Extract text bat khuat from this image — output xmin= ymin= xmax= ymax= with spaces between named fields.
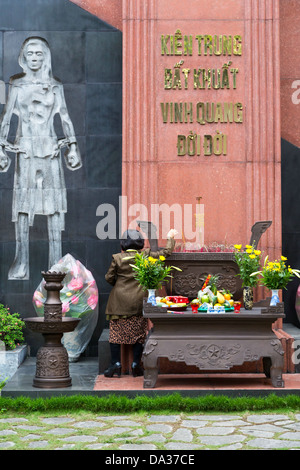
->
xmin=164 ymin=65 xmax=239 ymax=90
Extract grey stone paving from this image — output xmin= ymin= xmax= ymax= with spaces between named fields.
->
xmin=2 ymin=413 xmax=300 ymax=449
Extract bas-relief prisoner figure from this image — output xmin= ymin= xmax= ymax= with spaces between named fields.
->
xmin=0 ymin=37 xmax=82 ymax=280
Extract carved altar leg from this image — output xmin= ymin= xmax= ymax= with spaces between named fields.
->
xmin=263 ymin=340 xmax=285 ymax=388
xmin=270 ymin=365 xmax=285 ymax=388
xmin=269 ymin=354 xmax=285 ymax=388
xmin=142 ymin=339 xmax=159 ymax=388
xmin=143 ymin=364 xmax=159 ymax=388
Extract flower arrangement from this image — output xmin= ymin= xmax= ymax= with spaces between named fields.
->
xmin=0 ymin=304 xmax=25 ymax=350
xmin=234 ymin=244 xmax=262 ymax=287
xmin=33 ymin=255 xmax=98 ymax=318
xmin=128 ymin=251 xmax=181 ymax=290
xmin=251 ymin=256 xmax=300 ymax=290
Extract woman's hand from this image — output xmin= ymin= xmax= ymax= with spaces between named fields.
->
xmin=167 ymin=229 xmax=178 ymax=239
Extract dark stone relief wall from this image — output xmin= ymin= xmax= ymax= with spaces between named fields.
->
xmin=281 ymin=138 xmax=300 ymax=327
xmin=0 ymin=0 xmax=122 ymax=355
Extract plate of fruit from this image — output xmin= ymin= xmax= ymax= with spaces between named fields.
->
xmin=156 ymin=296 xmax=189 ymax=311
xmin=197 ymin=274 xmax=234 ymax=312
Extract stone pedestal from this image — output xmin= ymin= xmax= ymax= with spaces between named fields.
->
xmin=24 ymin=318 xmax=80 ymax=388
xmin=25 ymin=272 xmax=80 ymax=388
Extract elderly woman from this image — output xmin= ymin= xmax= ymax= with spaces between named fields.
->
xmin=104 ymin=228 xmax=176 ymax=378
xmin=0 ymin=36 xmax=81 ymax=279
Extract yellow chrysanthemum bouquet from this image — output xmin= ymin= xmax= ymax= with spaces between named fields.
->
xmin=233 ymin=244 xmax=262 ymax=309
xmin=251 ymin=256 xmax=300 ymax=291
xmin=234 ymin=244 xmax=262 ymax=287
xmin=129 ymin=251 xmax=179 ymax=290
xmin=234 ymin=244 xmax=300 ymax=307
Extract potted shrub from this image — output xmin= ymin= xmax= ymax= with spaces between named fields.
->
xmin=0 ymin=304 xmax=25 ymax=350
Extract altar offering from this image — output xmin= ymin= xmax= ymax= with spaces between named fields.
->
xmin=157 ymin=296 xmax=188 ymax=311
xmin=197 ymin=274 xmax=234 ymax=312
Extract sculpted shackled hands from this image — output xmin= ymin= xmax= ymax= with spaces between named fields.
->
xmin=0 ymin=147 xmax=10 ymax=172
xmin=64 ymin=143 xmax=81 ymax=170
xmin=0 ymin=143 xmax=81 ymax=172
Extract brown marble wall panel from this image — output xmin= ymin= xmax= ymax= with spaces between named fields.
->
xmin=72 ymin=0 xmax=282 ymax=298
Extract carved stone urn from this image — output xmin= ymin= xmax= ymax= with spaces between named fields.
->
xmin=25 ymin=271 xmax=80 ymax=388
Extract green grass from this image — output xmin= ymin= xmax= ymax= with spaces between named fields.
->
xmin=1 ymin=393 xmax=300 ymax=414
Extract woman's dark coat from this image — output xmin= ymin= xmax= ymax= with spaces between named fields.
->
xmin=105 ymin=238 xmax=175 ymax=318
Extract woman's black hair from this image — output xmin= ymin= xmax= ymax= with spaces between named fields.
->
xmin=120 ymin=229 xmax=145 ymax=251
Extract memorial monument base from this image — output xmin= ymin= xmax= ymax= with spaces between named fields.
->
xmin=0 ymin=344 xmax=28 ymax=382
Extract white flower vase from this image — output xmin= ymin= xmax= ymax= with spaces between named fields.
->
xmin=270 ymin=289 xmax=280 ymax=307
xmin=147 ymin=289 xmax=157 ymax=306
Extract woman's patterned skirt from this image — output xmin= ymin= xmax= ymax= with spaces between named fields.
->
xmin=109 ymin=314 xmax=148 ymax=344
